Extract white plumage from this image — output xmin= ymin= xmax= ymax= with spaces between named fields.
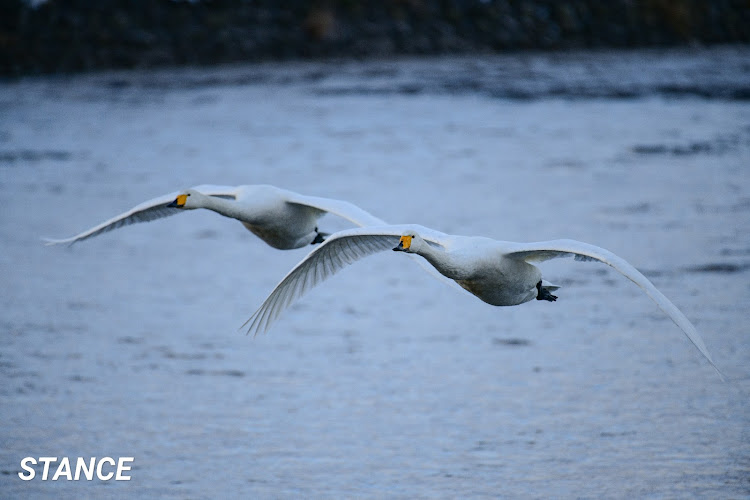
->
xmin=44 ymin=184 xmax=385 ymax=249
xmin=244 ymin=224 xmax=721 ymax=377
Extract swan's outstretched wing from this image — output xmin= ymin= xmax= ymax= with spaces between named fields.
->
xmin=243 ymin=224 xmax=448 ymax=335
xmin=284 ymin=194 xmax=466 ymax=293
xmin=44 ymin=185 xmax=240 ymax=246
xmin=505 ymin=239 xmax=722 ymax=377
xmin=284 ymin=193 xmax=387 ymax=227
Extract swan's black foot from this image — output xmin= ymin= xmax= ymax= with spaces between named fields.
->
xmin=536 ymin=280 xmax=557 ymax=302
xmin=311 ymin=228 xmax=329 ymax=245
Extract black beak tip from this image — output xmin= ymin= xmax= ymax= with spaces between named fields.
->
xmin=167 ymin=200 xmax=178 ymax=208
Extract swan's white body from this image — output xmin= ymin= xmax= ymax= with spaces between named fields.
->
xmin=245 ymin=224 xmax=720 ymax=376
xmin=44 ymin=184 xmax=385 ymax=250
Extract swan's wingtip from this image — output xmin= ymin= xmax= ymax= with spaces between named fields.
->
xmin=694 ymin=342 xmax=724 ymax=382
xmin=239 ymin=321 xmax=252 ymax=336
xmin=239 ymin=327 xmax=257 ymax=337
xmin=42 ymin=237 xmax=76 ymax=247
xmin=239 ymin=316 xmax=263 ymax=337
xmin=711 ymin=363 xmax=726 ymax=383
xmin=698 ymin=349 xmax=725 ymax=382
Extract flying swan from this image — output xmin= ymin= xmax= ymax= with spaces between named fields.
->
xmin=44 ymin=184 xmax=385 ymax=249
xmin=244 ymin=224 xmax=721 ymax=376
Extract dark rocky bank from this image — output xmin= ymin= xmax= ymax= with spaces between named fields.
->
xmin=2 ymin=0 xmax=749 ymax=77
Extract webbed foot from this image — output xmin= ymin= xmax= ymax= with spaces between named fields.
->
xmin=311 ymin=228 xmax=329 ymax=245
xmin=536 ymin=280 xmax=558 ymax=302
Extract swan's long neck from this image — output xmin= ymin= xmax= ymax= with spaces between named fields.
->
xmin=198 ymin=195 xmax=253 ymax=222
xmin=415 ymin=243 xmax=471 ymax=281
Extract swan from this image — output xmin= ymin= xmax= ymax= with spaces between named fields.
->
xmin=244 ymin=224 xmax=721 ymax=376
xmin=44 ymin=184 xmax=385 ymax=249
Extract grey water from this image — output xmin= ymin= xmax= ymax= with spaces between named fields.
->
xmin=1 ymin=46 xmax=749 ymax=499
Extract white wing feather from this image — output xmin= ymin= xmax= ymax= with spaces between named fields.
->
xmin=505 ymin=239 xmax=722 ymax=378
xmin=285 ymin=194 xmax=465 ymax=294
xmin=243 ymin=225 xmax=446 ymax=335
xmin=43 ymin=185 xmax=240 ymax=246
xmin=284 ymin=193 xmax=387 ymax=227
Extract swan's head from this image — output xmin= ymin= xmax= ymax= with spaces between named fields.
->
xmin=168 ymin=189 xmax=202 ymax=209
xmin=392 ymin=232 xmax=424 ymax=253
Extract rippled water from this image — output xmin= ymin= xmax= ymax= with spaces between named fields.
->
xmin=1 ymin=46 xmax=749 ymax=499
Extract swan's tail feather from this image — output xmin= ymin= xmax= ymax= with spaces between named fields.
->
xmin=541 ymin=279 xmax=560 ymax=291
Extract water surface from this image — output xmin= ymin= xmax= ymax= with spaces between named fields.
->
xmin=1 ymin=46 xmax=749 ymax=499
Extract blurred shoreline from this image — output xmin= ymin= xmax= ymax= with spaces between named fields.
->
xmin=5 ymin=46 xmax=748 ymax=103
xmin=3 ymin=0 xmax=749 ymax=77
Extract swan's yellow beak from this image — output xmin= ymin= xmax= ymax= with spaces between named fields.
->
xmin=393 ymin=235 xmax=412 ymax=252
xmin=168 ymin=194 xmax=188 ymax=208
